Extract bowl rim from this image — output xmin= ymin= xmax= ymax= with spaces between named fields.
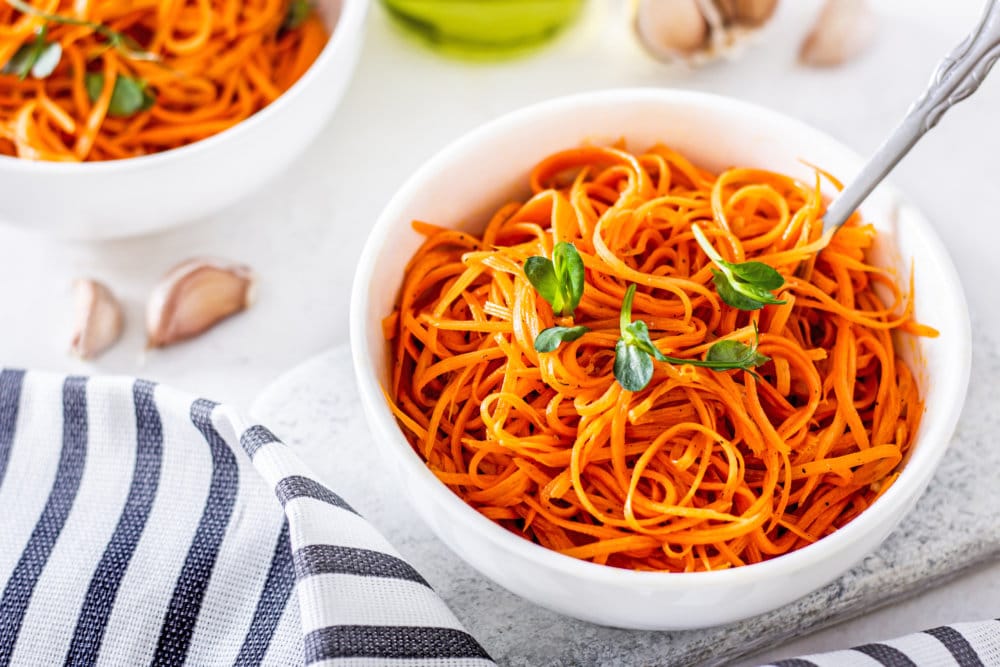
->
xmin=0 ymin=0 xmax=369 ymax=173
xmin=350 ymin=87 xmax=972 ymax=589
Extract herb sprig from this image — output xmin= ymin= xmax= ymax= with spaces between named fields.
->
xmin=1 ymin=25 xmax=60 ymax=79
xmin=523 ymin=244 xmax=771 ymax=391
xmin=3 ymin=0 xmax=160 ymax=65
xmin=692 ymin=223 xmax=786 ymax=311
xmin=525 ymin=242 xmax=591 ymax=353
xmin=524 ymin=241 xmax=585 ymax=318
xmin=614 ymin=284 xmax=666 ymax=391
xmin=613 ymin=284 xmax=770 ymax=391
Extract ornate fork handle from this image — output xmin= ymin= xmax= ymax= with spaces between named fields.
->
xmin=822 ymin=0 xmax=1000 ymax=232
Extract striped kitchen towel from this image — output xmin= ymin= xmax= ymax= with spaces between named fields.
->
xmin=761 ymin=620 xmax=1000 ymax=666
xmin=2 ymin=368 xmax=999 ymax=667
xmin=0 ymin=369 xmax=493 ymax=666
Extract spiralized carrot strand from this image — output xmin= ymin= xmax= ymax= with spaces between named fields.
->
xmin=385 ymin=143 xmax=930 ymax=573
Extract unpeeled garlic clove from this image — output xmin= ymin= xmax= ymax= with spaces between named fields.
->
xmin=726 ymin=0 xmax=779 ymax=27
xmin=712 ymin=0 xmax=778 ymax=27
xmin=634 ymin=0 xmax=778 ymax=65
xmin=146 ymin=258 xmax=255 ymax=348
xmin=635 ymin=0 xmax=710 ymax=59
xmin=799 ymin=0 xmax=876 ymax=67
xmin=70 ymin=279 xmax=124 ymax=360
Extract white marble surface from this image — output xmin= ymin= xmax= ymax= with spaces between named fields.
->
xmin=1 ymin=0 xmax=999 ymax=663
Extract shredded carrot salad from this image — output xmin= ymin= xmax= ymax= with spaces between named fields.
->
xmin=384 ymin=143 xmax=936 ymax=572
xmin=0 ymin=0 xmax=327 ymax=161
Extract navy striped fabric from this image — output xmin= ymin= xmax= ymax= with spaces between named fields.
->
xmin=0 ymin=370 xmax=24 ymax=485
xmin=5 ymin=370 xmax=1000 ymax=667
xmin=152 ymin=399 xmax=240 ymax=667
xmin=924 ymin=626 xmax=988 ymax=667
xmin=0 ymin=377 xmax=87 ymax=667
xmin=0 ymin=371 xmax=493 ymax=666
xmin=234 ymin=520 xmax=294 ymax=666
xmin=762 ymin=619 xmax=1000 ymax=665
xmin=66 ymin=380 xmax=163 ymax=666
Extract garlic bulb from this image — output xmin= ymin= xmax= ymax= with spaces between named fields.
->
xmin=634 ymin=0 xmax=779 ymax=64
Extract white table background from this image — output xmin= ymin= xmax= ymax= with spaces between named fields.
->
xmin=1 ymin=1 xmax=998 ymax=663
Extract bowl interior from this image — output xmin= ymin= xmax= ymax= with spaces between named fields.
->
xmin=0 ymin=0 xmax=368 ymax=238
xmin=353 ymin=89 xmax=970 ymax=582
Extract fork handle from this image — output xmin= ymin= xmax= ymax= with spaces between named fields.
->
xmin=822 ymin=0 xmax=1000 ymax=232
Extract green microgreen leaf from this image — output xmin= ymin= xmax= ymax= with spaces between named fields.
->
xmin=86 ymin=73 xmax=155 ymax=117
xmin=665 ymin=323 xmax=770 ymax=373
xmin=692 ymin=223 xmax=786 ymax=310
xmin=614 ymin=338 xmax=653 ymax=392
xmin=534 ymin=325 xmax=589 ymax=353
xmin=705 ymin=338 xmax=769 ymax=369
xmin=552 ymin=241 xmax=585 ymax=316
xmin=30 ymin=39 xmax=60 ymax=78
xmin=613 ymin=283 xmax=769 ymax=391
xmin=622 ymin=320 xmax=668 ymax=362
xmin=524 ymin=241 xmax=585 ymax=317
xmin=84 ymin=72 xmax=102 ymax=102
xmin=2 ymin=42 xmax=36 ymax=79
xmin=283 ymin=0 xmax=312 ymax=30
xmin=2 ymin=26 xmax=60 ymax=80
xmin=524 ymin=256 xmax=562 ymax=312
xmin=614 ymin=284 xmax=665 ymax=391
xmin=712 ymin=270 xmax=767 ymax=311
xmin=722 ymin=260 xmax=785 ymax=291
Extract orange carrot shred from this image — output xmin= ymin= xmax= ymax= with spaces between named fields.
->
xmin=384 ymin=144 xmax=931 ymax=572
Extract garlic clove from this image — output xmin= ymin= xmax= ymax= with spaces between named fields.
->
xmin=634 ymin=0 xmax=778 ymax=65
xmin=712 ymin=0 xmax=738 ymax=22
xmin=799 ymin=0 xmax=876 ymax=67
xmin=635 ymin=0 xmax=710 ymax=60
xmin=70 ymin=279 xmax=124 ymax=360
xmin=705 ymin=0 xmax=778 ymax=26
xmin=146 ymin=258 xmax=255 ymax=348
xmin=728 ymin=0 xmax=779 ymax=27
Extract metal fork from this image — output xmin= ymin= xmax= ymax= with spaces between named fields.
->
xmin=821 ymin=0 xmax=1000 ymax=235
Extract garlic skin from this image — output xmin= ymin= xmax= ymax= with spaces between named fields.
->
xmin=70 ymin=279 xmax=124 ymax=360
xmin=635 ymin=0 xmax=709 ymax=60
xmin=634 ymin=0 xmax=779 ymax=65
xmin=146 ymin=258 xmax=255 ymax=348
xmin=799 ymin=0 xmax=876 ymax=67
xmin=714 ymin=0 xmax=778 ymax=27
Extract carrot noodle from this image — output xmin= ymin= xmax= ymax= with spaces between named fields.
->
xmin=0 ymin=0 xmax=327 ymax=161
xmin=385 ymin=143 xmax=935 ymax=572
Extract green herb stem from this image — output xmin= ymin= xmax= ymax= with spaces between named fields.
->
xmin=613 ymin=283 xmax=769 ymax=391
xmin=4 ymin=0 xmax=160 ymax=62
xmin=619 ymin=282 xmax=634 ymax=332
xmin=692 ymin=222 xmax=726 ymax=266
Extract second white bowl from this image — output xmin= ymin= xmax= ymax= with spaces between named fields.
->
xmin=0 ymin=0 xmax=368 ymax=240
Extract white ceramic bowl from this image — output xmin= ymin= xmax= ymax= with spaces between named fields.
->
xmin=0 ymin=0 xmax=367 ymax=240
xmin=350 ymin=89 xmax=971 ymax=630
